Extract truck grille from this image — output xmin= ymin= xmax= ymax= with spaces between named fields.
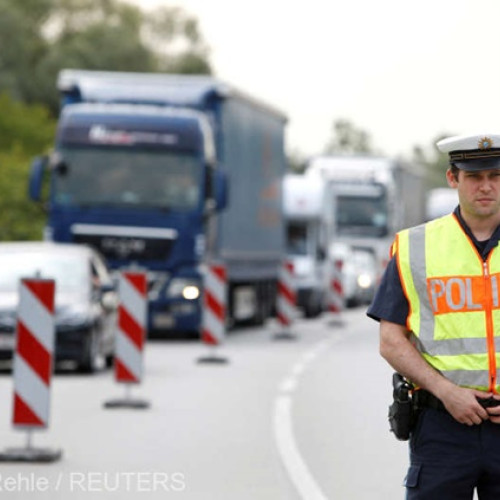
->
xmin=71 ymin=224 xmax=177 ymax=261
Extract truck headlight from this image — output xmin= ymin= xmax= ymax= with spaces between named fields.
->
xmin=183 ymin=286 xmax=200 ymax=300
xmin=167 ymin=279 xmax=200 ymax=300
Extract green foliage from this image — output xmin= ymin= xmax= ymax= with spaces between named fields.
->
xmin=0 ymin=0 xmax=213 ymax=241
xmin=0 ymin=0 xmax=213 ymax=114
xmin=145 ymin=6 xmax=211 ymax=74
xmin=324 ymin=119 xmax=377 ymax=155
xmin=0 ymin=149 xmax=47 ymax=241
xmin=0 ymin=93 xmax=56 ymax=241
xmin=0 ymin=94 xmax=55 ymax=155
xmin=0 ymin=0 xmax=52 ymax=103
xmin=411 ymin=133 xmax=453 ymax=189
xmin=287 ymin=150 xmax=307 ymax=173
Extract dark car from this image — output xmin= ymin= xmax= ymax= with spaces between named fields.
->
xmin=0 ymin=242 xmax=117 ymax=372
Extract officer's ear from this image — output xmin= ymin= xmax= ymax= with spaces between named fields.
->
xmin=446 ymin=167 xmax=459 ymax=188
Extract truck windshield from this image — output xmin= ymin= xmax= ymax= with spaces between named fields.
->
xmin=286 ymin=222 xmax=308 ymax=255
xmin=336 ymin=195 xmax=388 ymax=237
xmin=53 ymin=147 xmax=201 ymax=210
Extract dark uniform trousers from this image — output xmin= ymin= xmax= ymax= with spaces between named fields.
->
xmin=406 ymin=408 xmax=500 ymax=499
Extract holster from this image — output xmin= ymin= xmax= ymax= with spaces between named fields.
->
xmin=388 ymin=372 xmax=416 ymax=441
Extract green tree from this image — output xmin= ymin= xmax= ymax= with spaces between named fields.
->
xmin=0 ymin=0 xmax=212 ymax=114
xmin=324 ymin=119 xmax=376 ymax=155
xmin=144 ymin=5 xmax=211 ymax=74
xmin=287 ymin=149 xmax=307 ymax=173
xmin=411 ymin=133 xmax=452 ymax=189
xmin=0 ymin=0 xmax=52 ymax=103
xmin=0 ymin=93 xmax=56 ymax=241
xmin=0 ymin=0 xmax=213 ymax=240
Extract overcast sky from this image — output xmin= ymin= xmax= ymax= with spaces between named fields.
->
xmin=125 ymin=0 xmax=500 ymax=160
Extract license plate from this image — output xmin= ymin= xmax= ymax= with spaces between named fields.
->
xmin=152 ymin=314 xmax=175 ymax=329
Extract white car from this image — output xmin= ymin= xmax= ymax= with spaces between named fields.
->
xmin=329 ymin=243 xmax=377 ymax=307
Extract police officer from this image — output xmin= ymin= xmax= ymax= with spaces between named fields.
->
xmin=368 ymin=133 xmax=500 ymax=499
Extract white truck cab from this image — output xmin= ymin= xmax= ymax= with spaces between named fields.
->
xmin=282 ymin=174 xmax=328 ymax=317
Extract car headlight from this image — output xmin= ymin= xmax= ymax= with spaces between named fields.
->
xmin=166 ymin=279 xmax=200 ymax=300
xmin=357 ymin=273 xmax=373 ymax=289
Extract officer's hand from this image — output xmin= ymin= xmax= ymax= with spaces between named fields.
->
xmin=486 ymin=395 xmax=500 ymax=424
xmin=441 ymin=387 xmax=490 ymax=425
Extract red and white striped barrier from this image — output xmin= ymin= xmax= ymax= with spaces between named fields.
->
xmin=201 ymin=263 xmax=227 ymax=346
xmin=114 ymin=271 xmax=147 ymax=384
xmin=328 ymin=258 xmax=345 ymax=314
xmin=276 ymin=260 xmax=297 ymax=329
xmin=104 ymin=270 xmax=150 ymax=408
xmin=13 ymin=278 xmax=55 ymax=429
xmin=0 ymin=277 xmax=62 ymax=462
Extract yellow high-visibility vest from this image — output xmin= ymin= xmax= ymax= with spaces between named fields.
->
xmin=395 ymin=213 xmax=500 ymax=393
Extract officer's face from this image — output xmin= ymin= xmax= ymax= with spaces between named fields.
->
xmin=447 ymin=168 xmax=500 ymax=220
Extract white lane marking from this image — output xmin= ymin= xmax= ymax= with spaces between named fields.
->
xmin=273 ymin=337 xmax=334 ymax=500
xmin=292 ymin=362 xmax=306 ymax=377
xmin=274 ymin=395 xmax=328 ymax=500
xmin=279 ymin=377 xmax=298 ymax=394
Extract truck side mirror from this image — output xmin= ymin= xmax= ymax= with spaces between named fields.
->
xmin=29 ymin=156 xmax=48 ymax=201
xmin=53 ymin=159 xmax=69 ymax=176
xmin=214 ymin=170 xmax=228 ymax=211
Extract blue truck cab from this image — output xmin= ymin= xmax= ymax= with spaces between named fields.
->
xmin=30 ymin=70 xmax=287 ymax=336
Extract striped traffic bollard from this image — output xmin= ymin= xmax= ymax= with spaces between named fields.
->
xmin=104 ymin=270 xmax=150 ymax=409
xmin=274 ymin=260 xmax=298 ymax=340
xmin=328 ymin=258 xmax=345 ymax=324
xmin=0 ymin=277 xmax=62 ymax=462
xmin=197 ymin=262 xmax=228 ymax=364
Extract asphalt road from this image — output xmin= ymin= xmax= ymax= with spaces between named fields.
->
xmin=0 ymin=307 xmax=409 ymax=499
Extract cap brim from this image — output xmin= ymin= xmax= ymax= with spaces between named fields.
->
xmin=453 ymin=158 xmax=500 ymax=171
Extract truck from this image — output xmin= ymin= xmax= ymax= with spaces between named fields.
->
xmin=425 ymin=187 xmax=458 ymax=221
xmin=282 ymin=173 xmax=328 ymax=317
xmin=29 ymin=70 xmax=287 ymax=336
xmin=305 ymin=155 xmax=426 ymax=302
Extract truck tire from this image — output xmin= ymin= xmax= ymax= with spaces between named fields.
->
xmin=304 ymin=292 xmax=323 ymax=318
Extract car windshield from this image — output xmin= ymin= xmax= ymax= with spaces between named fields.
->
xmin=0 ymin=252 xmax=89 ymax=294
xmin=53 ymin=147 xmax=201 ymax=210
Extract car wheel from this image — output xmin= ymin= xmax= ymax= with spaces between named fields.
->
xmin=105 ymin=354 xmax=114 ymax=369
xmin=79 ymin=328 xmax=101 ymax=373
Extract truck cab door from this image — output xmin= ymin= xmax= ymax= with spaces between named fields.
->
xmin=205 ymin=168 xmax=228 ymax=213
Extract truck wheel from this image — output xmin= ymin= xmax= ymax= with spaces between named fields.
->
xmin=304 ymin=293 xmax=322 ymax=318
xmin=252 ymin=283 xmax=270 ymax=326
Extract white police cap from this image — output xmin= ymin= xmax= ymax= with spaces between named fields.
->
xmin=436 ymin=134 xmax=500 ymax=171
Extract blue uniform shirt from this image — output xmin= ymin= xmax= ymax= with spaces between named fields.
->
xmin=366 ymin=206 xmax=500 ymax=326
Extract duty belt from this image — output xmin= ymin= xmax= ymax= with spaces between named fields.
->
xmin=413 ymin=390 xmax=500 ymax=411
xmin=412 ymin=390 xmax=446 ymax=411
